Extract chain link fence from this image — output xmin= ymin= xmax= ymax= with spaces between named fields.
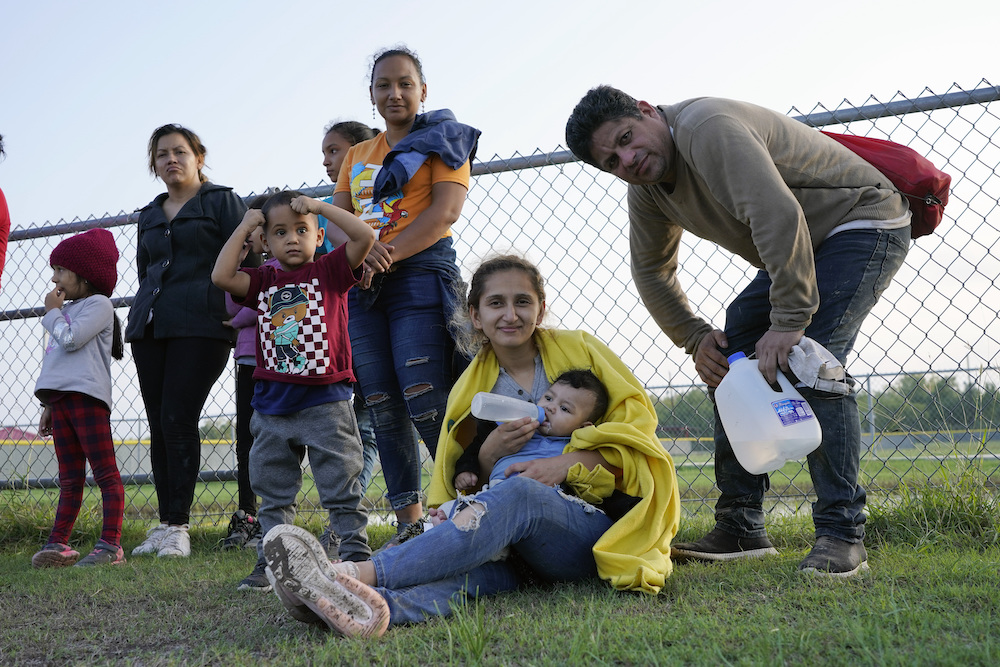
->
xmin=3 ymin=80 xmax=999 ymax=525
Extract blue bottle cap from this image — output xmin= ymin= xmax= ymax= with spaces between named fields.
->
xmin=727 ymin=351 xmax=747 ymax=363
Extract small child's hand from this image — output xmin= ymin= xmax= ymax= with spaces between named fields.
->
xmin=39 ymin=405 xmax=53 ymax=438
xmin=454 ymin=472 xmax=479 ymax=491
xmin=44 ymin=288 xmax=65 ymax=312
xmin=241 ymin=208 xmax=266 ymax=231
xmin=290 ymin=196 xmax=319 ymax=215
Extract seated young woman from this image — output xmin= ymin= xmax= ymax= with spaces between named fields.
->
xmin=261 ymin=254 xmax=681 ymax=638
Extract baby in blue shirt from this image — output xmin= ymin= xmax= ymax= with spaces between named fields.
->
xmin=452 ymin=369 xmax=609 ymax=492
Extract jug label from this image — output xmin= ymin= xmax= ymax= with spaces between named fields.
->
xmin=771 ymin=398 xmax=815 ymax=426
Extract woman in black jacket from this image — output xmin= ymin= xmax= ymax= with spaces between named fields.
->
xmin=126 ymin=124 xmax=246 ymax=558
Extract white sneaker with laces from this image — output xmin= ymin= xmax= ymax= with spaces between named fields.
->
xmin=132 ymin=523 xmax=169 ymax=556
xmin=157 ymin=524 xmax=191 ymax=557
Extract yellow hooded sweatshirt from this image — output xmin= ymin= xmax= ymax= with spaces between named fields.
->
xmin=427 ymin=329 xmax=681 ymax=594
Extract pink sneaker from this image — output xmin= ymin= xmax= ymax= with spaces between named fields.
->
xmin=31 ymin=543 xmax=81 ymax=568
xmin=75 ymin=540 xmax=127 ymax=567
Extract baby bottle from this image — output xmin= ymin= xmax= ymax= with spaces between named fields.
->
xmin=471 ymin=392 xmax=545 ymax=423
xmin=715 ymin=352 xmax=822 ymax=474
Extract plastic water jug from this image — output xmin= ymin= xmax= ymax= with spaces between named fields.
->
xmin=470 ymin=392 xmax=545 ymax=422
xmin=715 ymin=352 xmax=822 ymax=474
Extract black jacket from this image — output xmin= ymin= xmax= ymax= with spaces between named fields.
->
xmin=125 ymin=182 xmax=246 ymax=342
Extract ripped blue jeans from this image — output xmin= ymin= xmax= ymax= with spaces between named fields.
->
xmin=370 ymin=475 xmax=611 ymax=625
xmin=348 ymin=267 xmax=456 ymax=511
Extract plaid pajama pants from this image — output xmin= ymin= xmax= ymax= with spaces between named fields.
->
xmin=47 ymin=392 xmax=124 ymax=547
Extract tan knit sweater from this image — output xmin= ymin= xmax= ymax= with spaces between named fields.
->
xmin=628 ymin=97 xmax=909 ymax=354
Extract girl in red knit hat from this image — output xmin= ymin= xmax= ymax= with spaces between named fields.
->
xmin=32 ymin=228 xmax=127 ymax=568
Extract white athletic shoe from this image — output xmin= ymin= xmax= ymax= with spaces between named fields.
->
xmin=265 ymin=566 xmax=324 ymax=624
xmin=263 ymin=524 xmax=388 ymax=638
xmin=131 ymin=523 xmax=169 ymax=556
xmin=157 ymin=524 xmax=191 ymax=557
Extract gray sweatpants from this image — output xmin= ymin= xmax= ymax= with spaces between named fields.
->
xmin=249 ymin=400 xmax=370 ymax=562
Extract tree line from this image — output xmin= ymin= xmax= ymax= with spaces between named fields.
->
xmin=652 ymin=372 xmax=1000 ymax=442
xmin=198 ymin=373 xmax=999 ymax=445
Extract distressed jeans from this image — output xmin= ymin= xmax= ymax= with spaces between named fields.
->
xmin=370 ymin=476 xmax=611 ymax=625
xmin=348 ymin=266 xmax=457 ymax=511
xmin=712 ymin=226 xmax=910 ymax=542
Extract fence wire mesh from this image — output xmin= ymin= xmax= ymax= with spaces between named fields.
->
xmin=2 ymin=80 xmax=999 ymax=526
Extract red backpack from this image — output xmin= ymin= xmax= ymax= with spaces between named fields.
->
xmin=821 ymin=131 xmax=952 ymax=239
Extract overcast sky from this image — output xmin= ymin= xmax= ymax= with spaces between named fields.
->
xmin=1 ymin=0 xmax=997 ymax=435
xmin=1 ymin=0 xmax=995 ymax=227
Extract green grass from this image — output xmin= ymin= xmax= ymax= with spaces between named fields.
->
xmin=671 ymin=442 xmax=1000 ymax=514
xmin=2 ymin=469 xmax=999 ymax=666
xmin=5 ymin=467 xmax=438 ymax=522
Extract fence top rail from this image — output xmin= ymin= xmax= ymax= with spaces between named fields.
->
xmin=11 ymin=84 xmax=999 ymax=245
xmin=7 ymin=151 xmax=578 ymax=244
xmin=1 ymin=296 xmax=135 ymax=323
xmin=791 ymin=84 xmax=1000 ymax=127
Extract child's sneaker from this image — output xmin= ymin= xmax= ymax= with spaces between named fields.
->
xmin=132 ymin=523 xmax=169 ymax=556
xmin=157 ymin=524 xmax=191 ymax=557
xmin=318 ymin=526 xmax=341 ymax=559
xmin=31 ymin=543 xmax=80 ymax=569
xmin=220 ymin=510 xmax=261 ymax=551
xmin=75 ymin=540 xmax=126 ymax=567
xmin=374 ymin=520 xmax=425 ymax=554
xmin=237 ymin=559 xmax=273 ymax=592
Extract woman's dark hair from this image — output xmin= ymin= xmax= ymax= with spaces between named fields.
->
xmin=452 ymin=254 xmax=547 ymax=357
xmin=551 ymin=369 xmax=610 ymax=424
xmin=147 ymin=124 xmax=208 ymax=183
xmin=111 ymin=315 xmax=124 ymax=360
xmin=370 ymin=45 xmax=425 ymax=86
xmin=0 ymin=133 xmax=5 ymax=160
xmin=324 ymin=121 xmax=379 ymax=145
xmin=247 ymin=194 xmax=269 ymax=210
xmin=565 ymin=85 xmax=642 ymax=168
xmin=466 ymin=254 xmax=546 ymax=312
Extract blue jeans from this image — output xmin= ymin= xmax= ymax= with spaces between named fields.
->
xmin=371 ymin=476 xmax=611 ymax=625
xmin=354 ymin=389 xmax=379 ymax=494
xmin=712 ymin=227 xmax=910 ymax=542
xmin=349 ymin=265 xmax=457 ymax=511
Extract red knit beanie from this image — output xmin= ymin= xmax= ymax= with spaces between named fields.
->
xmin=49 ymin=228 xmax=120 ymax=297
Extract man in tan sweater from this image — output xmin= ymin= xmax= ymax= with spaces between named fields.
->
xmin=566 ymin=87 xmax=911 ymax=577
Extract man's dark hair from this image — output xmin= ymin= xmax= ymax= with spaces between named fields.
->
xmin=565 ymin=85 xmax=642 ymax=168
xmin=552 ymin=369 xmax=610 ymax=424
